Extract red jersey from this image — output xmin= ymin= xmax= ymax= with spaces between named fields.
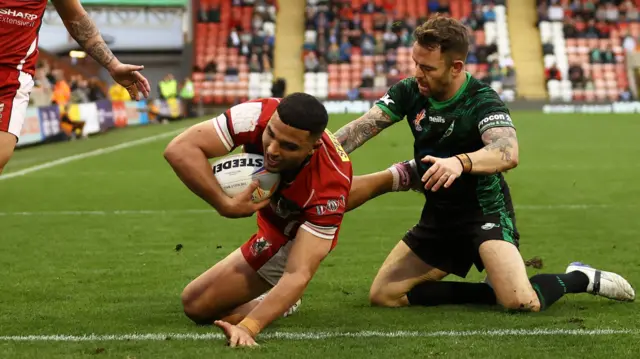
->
xmin=212 ymin=98 xmax=353 ymax=247
xmin=0 ymin=0 xmax=47 ymax=75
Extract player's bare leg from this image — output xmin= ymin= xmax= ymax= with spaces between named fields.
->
xmin=347 ymin=159 xmax=419 ymax=212
xmin=480 ymin=239 xmax=634 ymax=312
xmin=478 ymin=240 xmax=540 ymax=311
xmin=0 ymin=131 xmax=17 ymax=174
xmin=181 ymin=248 xmax=272 ymax=325
xmin=369 ymin=240 xmax=448 ymax=307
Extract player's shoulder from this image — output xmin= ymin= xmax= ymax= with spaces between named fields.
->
xmin=465 ymin=75 xmax=507 ymax=108
xmin=225 ymin=98 xmax=280 ymax=131
xmin=308 ymin=130 xmax=353 ymax=192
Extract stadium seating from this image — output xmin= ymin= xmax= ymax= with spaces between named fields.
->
xmin=192 ymin=0 xmax=277 ymax=104
xmin=538 ymin=0 xmax=639 ymax=101
xmin=303 ymin=0 xmax=516 ymax=101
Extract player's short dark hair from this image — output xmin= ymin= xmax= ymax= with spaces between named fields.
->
xmin=413 ymin=13 xmax=469 ymax=65
xmin=276 ymin=92 xmax=328 ymax=138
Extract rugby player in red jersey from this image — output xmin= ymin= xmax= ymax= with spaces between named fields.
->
xmin=164 ymin=93 xmax=353 ymax=347
xmin=0 ymin=0 xmax=150 ymax=173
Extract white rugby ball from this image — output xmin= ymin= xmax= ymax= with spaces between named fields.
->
xmin=212 ymin=153 xmax=280 ymax=202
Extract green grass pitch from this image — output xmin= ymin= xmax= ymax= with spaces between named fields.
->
xmin=1 ymin=112 xmax=639 ymax=358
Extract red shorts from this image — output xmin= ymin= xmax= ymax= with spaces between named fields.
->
xmin=0 ymin=69 xmax=34 ymax=139
xmin=240 ymin=219 xmax=296 ymax=287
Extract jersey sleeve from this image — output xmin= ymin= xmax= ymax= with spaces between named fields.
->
xmin=374 ymin=78 xmax=413 ymax=123
xmin=474 ymin=89 xmax=515 ymax=135
xmin=300 ymin=177 xmax=350 ymax=241
xmin=211 ymin=101 xmax=265 ymax=150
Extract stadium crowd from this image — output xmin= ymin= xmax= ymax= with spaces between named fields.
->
xmin=538 ymin=0 xmax=639 ymax=101
xmin=302 ymin=0 xmax=516 ymax=101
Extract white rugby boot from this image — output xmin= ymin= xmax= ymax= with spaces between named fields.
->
xmin=565 ymin=262 xmax=635 ymax=301
xmin=256 ymin=293 xmax=302 ymax=317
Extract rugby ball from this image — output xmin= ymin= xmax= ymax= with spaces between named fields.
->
xmin=212 ymin=153 xmax=280 ymax=202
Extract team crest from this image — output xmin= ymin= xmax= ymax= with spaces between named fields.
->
xmin=251 ymin=237 xmax=271 ymax=256
xmin=414 ymin=109 xmax=426 ymax=131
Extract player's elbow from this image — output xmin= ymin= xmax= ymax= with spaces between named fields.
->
xmin=507 ymin=155 xmax=519 ymax=170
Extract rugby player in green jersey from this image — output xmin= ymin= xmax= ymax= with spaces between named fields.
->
xmin=337 ymin=14 xmax=635 ymax=311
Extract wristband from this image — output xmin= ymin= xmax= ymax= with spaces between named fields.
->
xmin=238 ymin=317 xmax=261 ymax=337
xmin=455 ymin=153 xmax=473 ymax=173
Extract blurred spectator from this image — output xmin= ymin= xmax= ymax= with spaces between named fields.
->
xmin=87 ymin=78 xmax=107 ymax=102
xmin=51 ymin=70 xmax=71 ymax=106
xmin=109 ymin=83 xmax=131 ymax=101
xmin=304 ymin=51 xmax=320 ymax=72
xmin=545 ymin=63 xmax=562 ymax=82
xmin=158 ymin=74 xmax=178 ymax=100
xmin=568 ymin=62 xmax=585 ymax=89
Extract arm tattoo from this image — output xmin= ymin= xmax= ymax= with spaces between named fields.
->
xmin=334 ymin=107 xmax=394 ymax=154
xmin=481 ymin=127 xmax=517 ymax=162
xmin=67 ymin=14 xmax=115 ymax=69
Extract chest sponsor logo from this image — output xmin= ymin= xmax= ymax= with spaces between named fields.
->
xmin=429 ymin=115 xmax=445 ymax=123
xmin=0 ymin=9 xmax=38 ymax=21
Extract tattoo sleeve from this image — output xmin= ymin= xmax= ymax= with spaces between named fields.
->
xmin=66 ymin=14 xmax=115 ymax=69
xmin=334 ymin=107 xmax=394 ymax=154
xmin=480 ymin=127 xmax=518 ymax=163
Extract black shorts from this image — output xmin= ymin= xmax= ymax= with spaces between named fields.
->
xmin=402 ymin=207 xmax=520 ymax=278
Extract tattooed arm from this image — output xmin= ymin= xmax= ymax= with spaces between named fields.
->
xmin=334 ymin=106 xmax=395 ymax=154
xmin=465 ymin=127 xmax=519 ymax=175
xmin=52 ymin=0 xmax=118 ymax=70
xmin=51 ymin=0 xmax=151 ymax=99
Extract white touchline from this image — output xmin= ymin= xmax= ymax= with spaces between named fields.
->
xmin=0 ymin=329 xmax=636 ymax=342
xmin=0 ymin=128 xmax=185 ymax=181
xmin=0 ymin=204 xmax=636 ymax=216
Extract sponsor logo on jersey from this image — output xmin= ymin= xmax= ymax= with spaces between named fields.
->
xmin=413 ymin=109 xmax=426 ymax=131
xmin=0 ymin=8 xmax=38 ymax=21
xmin=429 ymin=115 xmax=445 ymax=123
xmin=481 ymin=222 xmax=500 ymax=230
xmin=0 ymin=103 xmax=4 ymax=124
xmin=478 ymin=112 xmax=513 ymax=133
xmin=250 ymin=237 xmax=271 ymax=256
xmin=324 ymin=129 xmax=350 ymax=162
xmin=316 ymin=205 xmax=327 ymax=215
xmin=211 ymin=157 xmax=263 ymax=174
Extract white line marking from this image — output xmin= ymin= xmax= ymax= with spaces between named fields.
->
xmin=0 ymin=129 xmax=184 ymax=181
xmin=0 ymin=204 xmax=635 ymax=216
xmin=0 ymin=329 xmax=636 ymax=342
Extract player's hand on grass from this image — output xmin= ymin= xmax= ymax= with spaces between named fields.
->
xmin=421 ymin=155 xmax=463 ymax=192
xmin=214 ymin=320 xmax=259 ymax=347
xmin=220 ymin=180 xmax=271 ymax=218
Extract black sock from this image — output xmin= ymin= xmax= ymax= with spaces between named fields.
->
xmin=406 ymin=281 xmax=497 ymax=306
xmin=529 ymin=272 xmax=589 ymax=310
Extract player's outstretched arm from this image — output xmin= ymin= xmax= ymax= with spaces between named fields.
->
xmin=232 ymin=228 xmax=332 ymax=340
xmin=51 ymin=0 xmax=150 ymax=100
xmin=466 ymin=126 xmax=519 ymax=174
xmin=164 ymin=121 xmax=268 ymax=218
xmin=334 ymin=106 xmax=394 ymax=154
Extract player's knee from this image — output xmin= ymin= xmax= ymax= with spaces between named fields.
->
xmin=368 ymin=285 xmax=403 ymax=307
xmin=181 ymin=287 xmax=217 ymax=325
xmin=499 ymin=292 xmax=541 ymax=312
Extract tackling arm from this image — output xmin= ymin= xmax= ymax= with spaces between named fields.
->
xmin=237 ymin=228 xmax=332 ymax=336
xmin=463 ymin=127 xmax=519 ymax=175
xmin=334 ymin=106 xmax=395 ymax=154
xmin=163 ymin=121 xmax=234 ymax=215
xmin=51 ymin=0 xmax=119 ymax=71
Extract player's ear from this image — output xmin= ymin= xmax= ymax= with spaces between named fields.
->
xmin=451 ymin=59 xmax=464 ymax=76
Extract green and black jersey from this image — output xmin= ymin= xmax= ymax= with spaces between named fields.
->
xmin=375 ymin=72 xmax=515 ymax=214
